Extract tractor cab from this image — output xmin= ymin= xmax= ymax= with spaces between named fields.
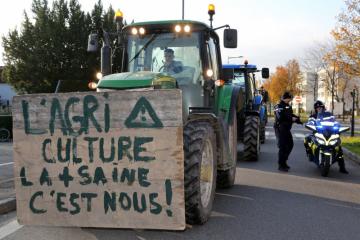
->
xmin=88 ymin=18 xmax=237 ymax=118
xmin=222 ymin=63 xmax=270 ymax=147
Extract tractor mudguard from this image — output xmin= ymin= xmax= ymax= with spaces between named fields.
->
xmin=228 ymin=85 xmax=242 ymax=125
xmin=252 ymin=95 xmax=263 ymax=111
xmin=259 ymin=106 xmax=266 ymax=122
xmin=253 ymin=94 xmax=263 ymax=105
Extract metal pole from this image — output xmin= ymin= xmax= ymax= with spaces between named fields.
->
xmin=351 ymin=89 xmax=355 ymax=137
xmin=182 ymin=0 xmax=184 ymax=20
xmin=55 ymin=80 xmax=61 ymax=93
xmin=269 ymin=103 xmax=272 ymax=116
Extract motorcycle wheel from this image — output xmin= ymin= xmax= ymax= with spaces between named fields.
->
xmin=320 ymin=155 xmax=331 ymax=177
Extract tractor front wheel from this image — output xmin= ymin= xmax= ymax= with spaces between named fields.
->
xmin=243 ymin=115 xmax=260 ymax=161
xmin=184 ymin=121 xmax=217 ymax=224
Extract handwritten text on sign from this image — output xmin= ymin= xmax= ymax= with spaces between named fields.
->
xmin=12 ymin=90 xmax=185 ymax=230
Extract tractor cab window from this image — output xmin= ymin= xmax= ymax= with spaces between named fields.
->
xmin=233 ymin=72 xmax=245 ymax=85
xmin=206 ymin=37 xmax=219 ymax=80
xmin=126 ymin=32 xmax=202 ymax=87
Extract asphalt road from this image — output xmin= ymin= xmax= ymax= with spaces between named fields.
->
xmin=1 ymin=124 xmax=360 ymax=240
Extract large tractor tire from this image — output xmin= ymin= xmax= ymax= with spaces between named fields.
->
xmin=184 ymin=121 xmax=217 ymax=224
xmin=260 ymin=122 xmax=266 ymax=144
xmin=243 ymin=115 xmax=260 ymax=161
xmin=217 ymin=108 xmax=237 ymax=188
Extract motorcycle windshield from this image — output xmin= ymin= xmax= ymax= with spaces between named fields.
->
xmin=315 ymin=116 xmax=341 ymax=137
xmin=317 ymin=111 xmax=335 ymax=121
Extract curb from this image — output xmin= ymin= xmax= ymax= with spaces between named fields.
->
xmin=343 ymin=147 xmax=360 ymax=165
xmin=0 ymin=197 xmax=16 ymax=215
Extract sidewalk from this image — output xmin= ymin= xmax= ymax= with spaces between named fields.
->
xmin=0 ymin=143 xmax=16 ymax=214
xmin=343 ymin=147 xmax=360 ymax=165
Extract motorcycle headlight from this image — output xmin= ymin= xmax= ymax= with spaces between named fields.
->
xmin=329 ymin=139 xmax=339 ymax=146
xmin=316 ymin=137 xmax=326 ymax=145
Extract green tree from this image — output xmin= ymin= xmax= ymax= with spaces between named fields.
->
xmin=1 ymin=0 xmax=117 ymax=93
xmin=332 ymin=0 xmax=360 ymax=77
xmin=263 ymin=59 xmax=303 ymax=103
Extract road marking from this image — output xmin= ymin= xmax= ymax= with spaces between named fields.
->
xmin=216 ymin=192 xmax=254 ymax=201
xmin=0 ymin=162 xmax=13 ymax=167
xmin=294 ymin=133 xmax=305 ymax=138
xmin=265 ymin=131 xmax=305 ymax=140
xmin=0 ymin=220 xmax=23 ymax=240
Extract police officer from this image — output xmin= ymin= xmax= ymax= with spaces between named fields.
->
xmin=304 ymin=100 xmax=349 ymax=174
xmin=274 ymin=92 xmax=301 ymax=172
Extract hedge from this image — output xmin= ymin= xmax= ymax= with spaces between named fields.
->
xmin=0 ymin=115 xmax=13 ymax=139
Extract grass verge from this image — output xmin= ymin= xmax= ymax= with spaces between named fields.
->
xmin=342 ymin=136 xmax=360 ymax=156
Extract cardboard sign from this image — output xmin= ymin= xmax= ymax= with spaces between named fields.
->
xmin=12 ymin=90 xmax=185 ymax=230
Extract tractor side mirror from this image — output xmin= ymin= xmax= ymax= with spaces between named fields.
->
xmin=87 ymin=33 xmax=98 ymax=52
xmin=222 ymin=68 xmax=234 ymax=81
xmin=261 ymin=68 xmax=270 ymax=79
xmin=224 ymin=29 xmax=237 ymax=48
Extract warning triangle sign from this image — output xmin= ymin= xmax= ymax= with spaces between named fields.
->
xmin=125 ymin=97 xmax=164 ymax=128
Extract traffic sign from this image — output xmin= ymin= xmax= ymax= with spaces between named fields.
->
xmin=294 ymin=96 xmax=302 ymax=103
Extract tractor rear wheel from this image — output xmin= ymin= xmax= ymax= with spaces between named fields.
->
xmin=217 ymin=108 xmax=237 ymax=188
xmin=184 ymin=121 xmax=217 ymax=224
xmin=243 ymin=115 xmax=260 ymax=161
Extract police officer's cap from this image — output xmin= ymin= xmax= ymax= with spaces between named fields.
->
xmin=281 ymin=91 xmax=293 ymax=100
xmin=314 ymin=100 xmax=325 ymax=109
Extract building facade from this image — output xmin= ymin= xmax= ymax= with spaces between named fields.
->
xmin=301 ymin=70 xmax=359 ymax=115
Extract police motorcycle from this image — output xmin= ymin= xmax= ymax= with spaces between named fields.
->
xmin=304 ymin=112 xmax=349 ymax=177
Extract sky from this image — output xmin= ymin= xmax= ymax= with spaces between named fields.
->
xmin=0 ymin=0 xmax=346 ymax=72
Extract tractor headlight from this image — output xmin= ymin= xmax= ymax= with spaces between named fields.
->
xmin=175 ymin=25 xmax=181 ymax=33
xmin=96 ymin=72 xmax=103 ymax=80
xmin=139 ymin=27 xmax=146 ymax=35
xmin=131 ymin=27 xmax=138 ymax=35
xmin=206 ymin=69 xmax=214 ymax=77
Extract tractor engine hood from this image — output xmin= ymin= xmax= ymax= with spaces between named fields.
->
xmin=97 ymin=71 xmax=176 ymax=90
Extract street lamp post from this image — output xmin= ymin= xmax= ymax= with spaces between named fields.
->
xmin=227 ymin=56 xmax=243 ymax=64
xmin=351 ymin=88 xmax=356 ymax=137
xmin=182 ymin=0 xmax=184 ymax=20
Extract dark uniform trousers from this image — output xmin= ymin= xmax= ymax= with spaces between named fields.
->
xmin=276 ymin=126 xmax=294 ymax=166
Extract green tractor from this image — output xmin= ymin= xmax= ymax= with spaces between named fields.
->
xmin=87 ymin=5 xmax=240 ymax=224
xmin=222 ymin=63 xmax=269 ymax=161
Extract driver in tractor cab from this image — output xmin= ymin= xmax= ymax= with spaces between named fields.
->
xmin=161 ymin=48 xmax=183 ymax=74
xmin=304 ymin=100 xmax=349 ymax=174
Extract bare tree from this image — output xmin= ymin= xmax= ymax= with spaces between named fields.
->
xmin=301 ymin=40 xmax=353 ymax=114
xmin=301 ymin=42 xmax=325 ymax=102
